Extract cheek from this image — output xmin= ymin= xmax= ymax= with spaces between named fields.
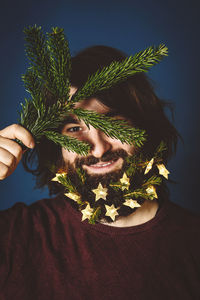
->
xmin=62 ymin=148 xmax=78 ymax=164
xmin=123 ymin=144 xmax=135 ymax=155
xmin=113 ymin=140 xmax=135 ymax=155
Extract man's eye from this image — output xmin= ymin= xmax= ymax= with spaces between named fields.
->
xmin=67 ymin=126 xmax=82 ymax=133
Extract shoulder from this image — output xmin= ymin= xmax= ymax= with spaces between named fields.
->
xmin=0 ymin=195 xmax=65 ymax=233
xmin=166 ymin=200 xmax=200 ymax=229
xmin=161 ymin=200 xmax=200 ymax=253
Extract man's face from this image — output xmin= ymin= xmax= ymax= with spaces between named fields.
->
xmin=61 ymin=97 xmax=135 ymax=176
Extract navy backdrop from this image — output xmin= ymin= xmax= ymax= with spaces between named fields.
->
xmin=0 ymin=0 xmax=199 ymax=212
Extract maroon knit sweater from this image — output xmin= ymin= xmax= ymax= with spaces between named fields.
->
xmin=0 ymin=196 xmax=200 ymax=300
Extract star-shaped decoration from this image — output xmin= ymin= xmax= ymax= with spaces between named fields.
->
xmin=146 ymin=185 xmax=158 ymax=199
xmin=157 ymin=164 xmax=170 ymax=179
xmin=64 ymin=192 xmax=81 ymax=202
xmin=123 ymin=199 xmax=141 ymax=209
xmin=51 ymin=172 xmax=67 ymax=182
xmin=92 ymin=183 xmax=108 ymax=201
xmin=105 ymin=204 xmax=119 ymax=221
xmin=120 ymin=173 xmax=130 ymax=191
xmin=144 ymin=158 xmax=154 ymax=174
xmin=81 ymin=204 xmax=94 ymax=221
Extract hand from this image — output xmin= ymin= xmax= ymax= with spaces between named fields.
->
xmin=0 ymin=124 xmax=34 ymax=180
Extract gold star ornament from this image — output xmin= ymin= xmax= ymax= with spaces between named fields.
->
xmin=146 ymin=185 xmax=158 ymax=199
xmin=120 ymin=173 xmax=130 ymax=190
xmin=144 ymin=158 xmax=154 ymax=174
xmin=64 ymin=192 xmax=81 ymax=202
xmin=105 ymin=204 xmax=119 ymax=221
xmin=123 ymin=199 xmax=141 ymax=209
xmin=157 ymin=164 xmax=170 ymax=179
xmin=51 ymin=172 xmax=67 ymax=182
xmin=92 ymin=183 xmax=108 ymax=201
xmin=81 ymin=204 xmax=94 ymax=221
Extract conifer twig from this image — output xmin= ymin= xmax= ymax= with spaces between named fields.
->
xmin=71 ymin=44 xmax=168 ymax=103
xmin=73 ymin=108 xmax=146 ymax=146
xmin=18 ymin=25 xmax=168 ymax=155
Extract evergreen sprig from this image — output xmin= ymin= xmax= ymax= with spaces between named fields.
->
xmin=73 ymin=108 xmax=146 ymax=146
xmin=55 ymin=174 xmax=77 ymax=193
xmin=76 ymin=168 xmax=86 ymax=185
xmin=23 ymin=25 xmax=52 ymax=88
xmin=19 ymin=25 xmax=168 ymax=155
xmin=46 ymin=27 xmax=71 ymax=99
xmin=44 ymin=131 xmax=90 ymax=155
xmin=71 ymin=44 xmax=168 ymax=103
xmin=88 ymin=207 xmax=101 ymax=224
xmin=142 ymin=175 xmax=162 ymax=187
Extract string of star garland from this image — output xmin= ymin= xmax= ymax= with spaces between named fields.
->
xmin=52 ymin=141 xmax=170 ymax=224
xmin=18 ymin=25 xmax=168 ymax=154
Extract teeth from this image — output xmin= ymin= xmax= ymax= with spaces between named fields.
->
xmin=91 ymin=161 xmax=114 ymax=167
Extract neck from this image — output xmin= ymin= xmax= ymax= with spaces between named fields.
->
xmin=100 ymin=200 xmax=159 ymax=227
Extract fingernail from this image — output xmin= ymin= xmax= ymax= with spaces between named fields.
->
xmin=29 ymin=142 xmax=35 ymax=148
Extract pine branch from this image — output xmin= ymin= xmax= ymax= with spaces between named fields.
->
xmin=71 ymin=44 xmax=168 ymax=103
xmin=47 ymin=27 xmax=71 ymax=99
xmin=76 ymin=168 xmax=86 ymax=184
xmin=44 ymin=131 xmax=90 ymax=155
xmin=19 ymin=100 xmax=65 ymax=138
xmin=88 ymin=207 xmax=101 ymax=224
xmin=18 ymin=25 xmax=168 ymax=156
xmin=154 ymin=141 xmax=168 ymax=159
xmin=21 ymin=69 xmax=43 ymax=100
xmin=125 ymin=153 xmax=145 ymax=176
xmin=142 ymin=175 xmax=162 ymax=187
xmin=23 ymin=25 xmax=52 ymax=88
xmin=54 ymin=173 xmax=77 ymax=193
xmin=73 ymin=108 xmax=146 ymax=146
xmin=124 ymin=189 xmax=149 ymax=200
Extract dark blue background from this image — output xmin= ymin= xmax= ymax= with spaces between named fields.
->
xmin=0 ymin=0 xmax=199 ymax=212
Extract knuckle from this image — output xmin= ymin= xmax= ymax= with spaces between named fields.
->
xmin=15 ymin=145 xmax=23 ymax=158
xmin=12 ymin=123 xmax=20 ymax=132
xmin=4 ymin=154 xmax=16 ymax=168
xmin=10 ymin=155 xmax=16 ymax=167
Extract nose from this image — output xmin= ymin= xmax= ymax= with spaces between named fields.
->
xmin=88 ymin=127 xmax=112 ymax=158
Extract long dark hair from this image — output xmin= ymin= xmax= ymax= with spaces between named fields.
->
xmin=22 ymin=45 xmax=179 ymax=195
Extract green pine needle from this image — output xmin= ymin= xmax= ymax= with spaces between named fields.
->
xmin=142 ymin=175 xmax=162 ymax=187
xmin=71 ymin=44 xmax=168 ymax=103
xmin=55 ymin=174 xmax=77 ymax=193
xmin=47 ymin=27 xmax=71 ymax=99
xmin=18 ymin=25 xmax=168 ymax=156
xmin=23 ymin=25 xmax=52 ymax=87
xmin=73 ymin=108 xmax=146 ymax=146
xmin=44 ymin=131 xmax=90 ymax=155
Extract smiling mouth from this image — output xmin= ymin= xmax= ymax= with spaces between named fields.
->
xmin=89 ymin=160 xmax=115 ymax=168
xmin=83 ymin=158 xmax=122 ymax=173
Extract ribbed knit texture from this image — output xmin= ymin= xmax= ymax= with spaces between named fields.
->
xmin=0 ymin=196 xmax=200 ymax=300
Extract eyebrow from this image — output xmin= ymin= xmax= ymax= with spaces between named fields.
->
xmin=63 ymin=116 xmax=80 ymax=124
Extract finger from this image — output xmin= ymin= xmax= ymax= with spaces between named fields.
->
xmin=0 ymin=161 xmax=9 ymax=180
xmin=0 ymin=147 xmax=17 ymax=169
xmin=0 ymin=137 xmax=23 ymax=164
xmin=0 ymin=124 xmax=35 ymax=149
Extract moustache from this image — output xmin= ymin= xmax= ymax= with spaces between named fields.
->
xmin=75 ymin=149 xmax=128 ymax=168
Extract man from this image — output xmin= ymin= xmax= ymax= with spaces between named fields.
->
xmin=0 ymin=46 xmax=200 ymax=299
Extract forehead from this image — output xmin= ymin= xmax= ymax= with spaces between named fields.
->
xmin=75 ymin=98 xmax=110 ymax=114
xmin=70 ymin=86 xmax=110 ymax=115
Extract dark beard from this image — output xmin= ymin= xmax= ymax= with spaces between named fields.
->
xmin=61 ymin=149 xmax=145 ymax=223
